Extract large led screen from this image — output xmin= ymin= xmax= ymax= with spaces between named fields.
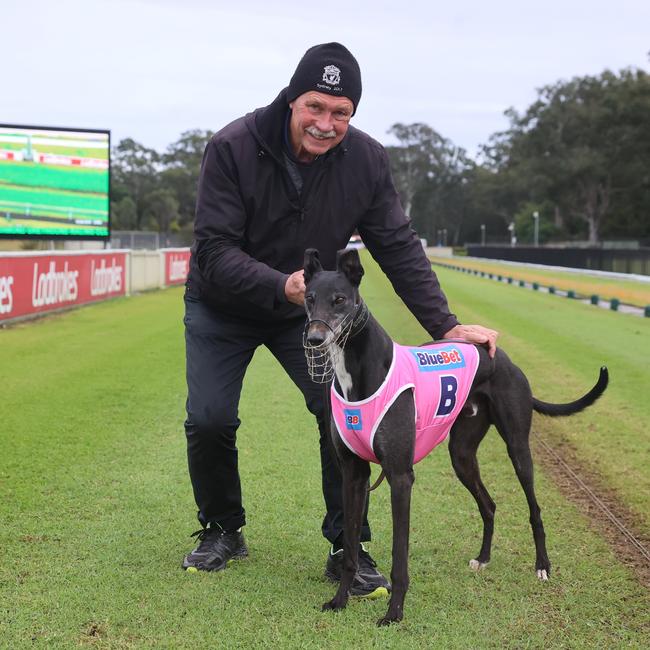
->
xmin=0 ymin=124 xmax=110 ymax=239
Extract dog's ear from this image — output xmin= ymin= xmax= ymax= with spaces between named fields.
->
xmin=303 ymin=248 xmax=323 ymax=284
xmin=336 ymin=249 xmax=364 ymax=286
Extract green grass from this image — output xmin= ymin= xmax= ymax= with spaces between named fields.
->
xmin=0 ymin=161 xmax=109 ymax=195
xmin=0 ymin=263 xmax=648 ymax=648
xmin=430 ymin=255 xmax=650 ymax=308
xmin=0 ymin=182 xmax=108 ymax=221
xmin=428 ymin=264 xmax=650 ymax=533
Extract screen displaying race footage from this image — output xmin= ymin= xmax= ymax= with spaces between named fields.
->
xmin=0 ymin=124 xmax=110 ymax=239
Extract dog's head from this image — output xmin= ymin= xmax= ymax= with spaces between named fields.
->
xmin=303 ymin=248 xmax=364 ymax=347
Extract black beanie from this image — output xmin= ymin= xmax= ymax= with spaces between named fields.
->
xmin=287 ymin=42 xmax=362 ymax=114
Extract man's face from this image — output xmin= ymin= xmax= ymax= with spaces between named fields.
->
xmin=288 ymin=91 xmax=354 ymax=162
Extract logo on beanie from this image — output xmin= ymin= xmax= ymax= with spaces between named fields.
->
xmin=322 ymin=65 xmax=341 ymax=86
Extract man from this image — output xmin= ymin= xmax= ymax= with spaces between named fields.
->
xmin=182 ymin=42 xmax=498 ymax=597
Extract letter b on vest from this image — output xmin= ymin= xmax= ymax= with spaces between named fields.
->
xmin=437 ymin=375 xmax=458 ymax=416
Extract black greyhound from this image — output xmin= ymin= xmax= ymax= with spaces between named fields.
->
xmin=303 ymin=248 xmax=608 ymax=626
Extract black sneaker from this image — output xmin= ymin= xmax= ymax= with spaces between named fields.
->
xmin=324 ymin=544 xmax=391 ymax=598
xmin=182 ymin=527 xmax=248 ymax=572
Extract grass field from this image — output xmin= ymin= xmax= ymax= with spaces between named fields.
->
xmin=1 ymin=256 xmax=648 ymax=648
xmin=0 ymin=162 xmax=109 ymax=236
xmin=0 ymin=161 xmax=109 ymax=195
xmin=0 ymin=185 xmax=107 ymax=215
xmin=426 ymin=264 xmax=650 ymax=534
xmin=0 ymin=181 xmax=108 ymax=216
xmin=429 ymin=255 xmax=650 ymax=308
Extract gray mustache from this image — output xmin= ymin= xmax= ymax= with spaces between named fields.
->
xmin=306 ymin=126 xmax=336 ymax=139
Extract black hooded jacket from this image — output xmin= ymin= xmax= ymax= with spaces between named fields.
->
xmin=188 ymin=89 xmax=459 ymax=339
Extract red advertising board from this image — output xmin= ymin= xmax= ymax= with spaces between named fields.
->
xmin=0 ymin=251 xmax=127 ymax=322
xmin=163 ymin=248 xmax=191 ymax=285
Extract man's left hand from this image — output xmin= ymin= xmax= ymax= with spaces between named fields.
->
xmin=442 ymin=324 xmax=499 ymax=359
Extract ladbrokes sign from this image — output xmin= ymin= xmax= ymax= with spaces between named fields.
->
xmin=164 ymin=249 xmax=191 ymax=285
xmin=0 ymin=252 xmax=127 ymax=322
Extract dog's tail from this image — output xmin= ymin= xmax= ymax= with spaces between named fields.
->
xmin=533 ymin=366 xmax=608 ymax=416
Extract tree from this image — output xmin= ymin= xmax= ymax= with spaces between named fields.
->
xmin=454 ymin=164 xmax=516 ymax=245
xmin=142 ymin=189 xmax=180 ymax=234
xmin=111 ymin=196 xmax=137 ymax=230
xmin=110 ymin=131 xmax=212 ymax=236
xmin=512 ymin=201 xmax=560 ymax=245
xmin=491 ymin=68 xmax=650 ymax=243
xmin=386 ymin=123 xmax=475 ymax=244
xmin=160 ymin=129 xmax=212 ymax=226
xmin=386 ymin=123 xmax=444 ymax=217
xmin=111 ymin=138 xmax=160 ymax=229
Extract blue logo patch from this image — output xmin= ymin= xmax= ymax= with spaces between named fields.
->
xmin=410 ymin=346 xmax=466 ymax=372
xmin=344 ymin=409 xmax=362 ymax=431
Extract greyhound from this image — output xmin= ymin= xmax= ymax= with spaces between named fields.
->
xmin=302 ymin=248 xmax=608 ymax=626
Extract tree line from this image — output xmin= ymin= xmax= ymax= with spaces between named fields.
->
xmin=110 ymin=130 xmax=212 ymax=240
xmin=111 ymin=66 xmax=650 ymax=247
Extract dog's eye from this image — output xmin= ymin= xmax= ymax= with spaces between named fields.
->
xmin=334 ymin=296 xmax=346 ymax=305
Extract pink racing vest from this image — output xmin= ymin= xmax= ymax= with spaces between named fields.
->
xmin=331 ymin=342 xmax=480 ymax=464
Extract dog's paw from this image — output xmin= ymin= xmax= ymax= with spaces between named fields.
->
xmin=322 ymin=598 xmax=347 ymax=613
xmin=377 ymin=613 xmax=402 ymax=627
xmin=469 ymin=559 xmax=489 ymax=571
xmin=535 ymin=560 xmax=551 ymax=581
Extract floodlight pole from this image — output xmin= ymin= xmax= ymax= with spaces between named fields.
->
xmin=533 ymin=211 xmax=539 ymax=247
xmin=508 ymin=221 xmax=516 ymax=247
xmin=480 ymin=224 xmax=486 ymax=246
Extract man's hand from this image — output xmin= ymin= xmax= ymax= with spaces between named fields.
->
xmin=285 ymin=270 xmax=306 ymax=305
xmin=443 ymin=324 xmax=499 ymax=359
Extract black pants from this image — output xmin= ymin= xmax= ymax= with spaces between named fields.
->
xmin=184 ymin=292 xmax=371 ymax=544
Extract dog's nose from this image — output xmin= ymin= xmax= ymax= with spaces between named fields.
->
xmin=307 ymin=330 xmax=326 ymax=347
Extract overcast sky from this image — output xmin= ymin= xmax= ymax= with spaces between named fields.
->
xmin=3 ymin=0 xmax=649 ymax=158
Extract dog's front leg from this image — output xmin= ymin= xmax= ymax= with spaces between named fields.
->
xmin=322 ymin=454 xmax=369 ymax=613
xmin=377 ymin=468 xmax=414 ymax=626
